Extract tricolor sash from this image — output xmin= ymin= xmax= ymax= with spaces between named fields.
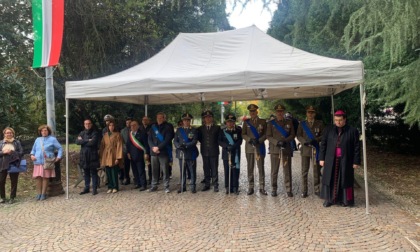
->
xmin=245 ymin=120 xmax=266 ymax=156
xmin=129 ymin=132 xmax=146 ymax=152
xmin=223 ymin=129 xmax=240 ymax=169
xmin=301 ymin=121 xmax=320 ymax=161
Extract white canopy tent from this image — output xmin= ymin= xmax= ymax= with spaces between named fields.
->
xmin=65 ymin=26 xmax=369 ymax=213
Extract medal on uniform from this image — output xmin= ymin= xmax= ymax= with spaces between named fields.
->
xmin=233 ymin=133 xmax=237 ymax=140
xmin=188 ymin=132 xmax=193 ymax=139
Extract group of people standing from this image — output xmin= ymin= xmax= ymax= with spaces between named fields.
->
xmin=0 ymin=102 xmax=360 ymax=208
xmin=75 ymin=103 xmax=360 ymax=208
xmin=0 ymin=125 xmax=63 ymax=203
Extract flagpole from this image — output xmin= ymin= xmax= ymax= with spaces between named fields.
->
xmin=46 ymin=67 xmax=56 ymax=134
xmin=45 ymin=66 xmax=64 ymax=196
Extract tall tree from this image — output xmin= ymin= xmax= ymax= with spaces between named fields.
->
xmin=343 ymin=0 xmax=420 ymax=127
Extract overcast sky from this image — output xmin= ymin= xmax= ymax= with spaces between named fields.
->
xmin=226 ymin=1 xmax=277 ymax=32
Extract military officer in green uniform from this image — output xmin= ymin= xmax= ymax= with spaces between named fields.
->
xmin=266 ymin=104 xmax=295 ymax=197
xmin=296 ymin=105 xmax=324 ymax=198
xmin=242 ymin=104 xmax=268 ymax=195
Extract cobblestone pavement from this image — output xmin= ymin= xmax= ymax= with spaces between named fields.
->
xmin=1 ymin=148 xmax=419 ymax=251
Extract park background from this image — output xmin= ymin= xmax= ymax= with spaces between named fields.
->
xmin=0 ymin=0 xmax=418 ymax=216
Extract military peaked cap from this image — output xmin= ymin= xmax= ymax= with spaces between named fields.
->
xmin=225 ymin=114 xmax=237 ymax=122
xmin=182 ymin=113 xmax=193 ymax=120
xmin=274 ymin=104 xmax=286 ymax=111
xmin=247 ymin=104 xmax=259 ymax=111
xmin=201 ymin=110 xmax=214 ymax=117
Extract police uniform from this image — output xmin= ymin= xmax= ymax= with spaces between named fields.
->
xmin=218 ymin=114 xmax=242 ymax=194
xmin=296 ymin=105 xmax=324 ymax=197
xmin=197 ymin=110 xmax=221 ymax=192
xmin=174 ymin=113 xmax=199 ymax=193
xmin=266 ymin=104 xmax=296 ymax=197
xmin=242 ymin=104 xmax=268 ymax=195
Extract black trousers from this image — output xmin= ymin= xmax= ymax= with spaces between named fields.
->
xmin=178 ymin=159 xmax=196 ymax=189
xmin=121 ymin=153 xmax=131 ymax=181
xmin=202 ymin=156 xmax=219 ymax=187
xmin=130 ymin=158 xmax=147 ymax=188
xmin=223 ymin=159 xmax=239 ymax=190
xmin=0 ymin=170 xmax=19 ymax=199
xmin=83 ymin=167 xmax=98 ymax=190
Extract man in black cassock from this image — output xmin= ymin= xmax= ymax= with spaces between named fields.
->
xmin=319 ymin=110 xmax=360 ymax=207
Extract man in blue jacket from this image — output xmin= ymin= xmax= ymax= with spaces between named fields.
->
xmin=148 ymin=112 xmax=174 ymax=193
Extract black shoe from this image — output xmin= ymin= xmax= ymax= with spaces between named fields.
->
xmin=134 ymin=185 xmax=141 ymax=189
xmin=79 ymin=189 xmax=89 ymax=195
xmin=92 ymin=189 xmax=98 ymax=195
xmin=259 ymin=189 xmax=268 ymax=195
xmin=123 ymin=180 xmax=130 ymax=185
xmin=225 ymin=188 xmax=229 ymax=194
xmin=214 ymin=187 xmax=219 ymax=192
xmin=201 ymin=186 xmax=210 ymax=192
xmin=271 ymin=191 xmax=278 ymax=197
xmin=323 ymin=201 xmax=332 ymax=207
xmin=200 ymin=179 xmax=205 ymax=184
xmin=191 ymin=188 xmax=197 ymax=194
xmin=247 ymin=188 xmax=254 ymax=195
xmin=340 ymin=202 xmax=354 ymax=207
xmin=314 ymin=192 xmax=320 ymax=197
xmin=286 ymin=192 xmax=293 ymax=197
xmin=233 ymin=188 xmax=239 ymax=195
xmin=139 ymin=187 xmax=147 ymax=192
xmin=0 ymin=198 xmax=6 ymax=203
xmin=149 ymin=187 xmax=157 ymax=192
xmin=177 ymin=188 xmax=187 ymax=193
xmin=301 ymin=192 xmax=308 ymax=198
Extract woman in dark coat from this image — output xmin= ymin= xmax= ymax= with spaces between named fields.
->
xmin=319 ymin=110 xmax=360 ymax=207
xmin=0 ymin=127 xmax=24 ymax=203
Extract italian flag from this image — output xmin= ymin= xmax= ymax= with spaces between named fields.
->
xmin=32 ymin=0 xmax=64 ymax=68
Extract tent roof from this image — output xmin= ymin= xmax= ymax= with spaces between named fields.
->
xmin=65 ymin=26 xmax=363 ymax=104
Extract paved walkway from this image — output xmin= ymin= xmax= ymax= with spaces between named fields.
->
xmin=1 ymin=148 xmax=419 ymax=251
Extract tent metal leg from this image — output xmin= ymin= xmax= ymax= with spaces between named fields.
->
xmin=65 ymin=98 xmax=69 ymax=199
xmin=359 ymin=83 xmax=369 ymax=214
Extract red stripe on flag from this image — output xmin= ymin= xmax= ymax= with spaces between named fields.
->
xmin=49 ymin=0 xmax=64 ymax=66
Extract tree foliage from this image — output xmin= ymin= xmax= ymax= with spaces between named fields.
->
xmin=343 ymin=0 xmax=420 ymax=127
xmin=0 ymin=1 xmax=46 ymax=135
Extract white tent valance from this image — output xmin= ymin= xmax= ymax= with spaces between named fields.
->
xmin=65 ymin=26 xmax=363 ymax=104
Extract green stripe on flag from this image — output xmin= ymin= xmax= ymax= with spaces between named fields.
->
xmin=32 ymin=0 xmax=44 ymax=68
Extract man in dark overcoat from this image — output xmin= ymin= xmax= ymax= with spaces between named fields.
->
xmin=76 ymin=119 xmax=101 ymax=195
